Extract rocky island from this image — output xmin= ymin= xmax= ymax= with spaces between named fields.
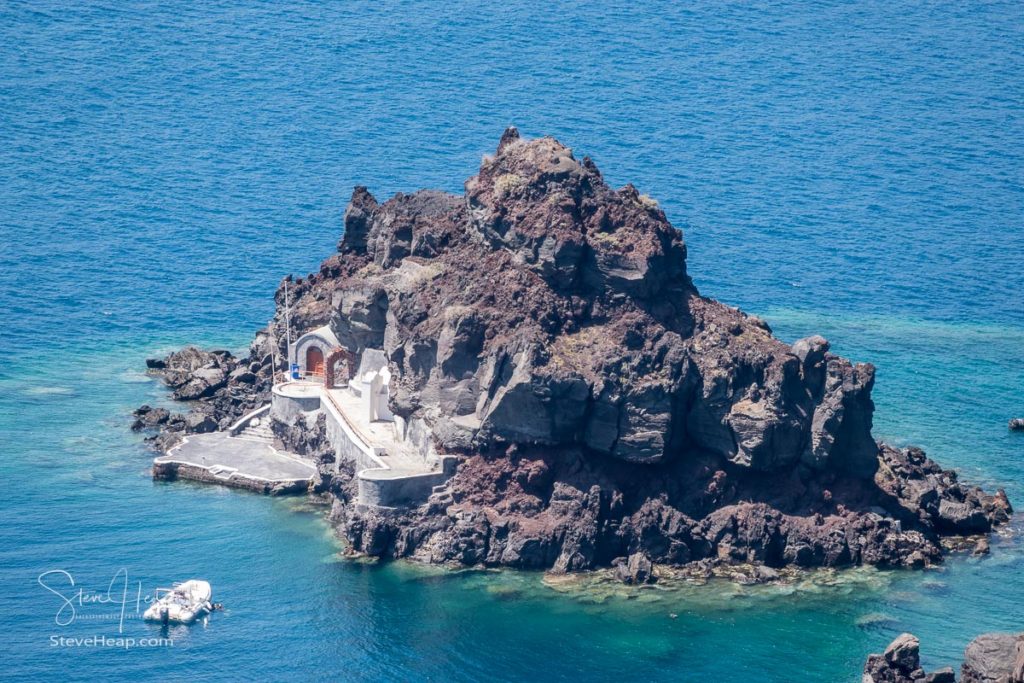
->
xmin=136 ymin=129 xmax=1012 ymax=579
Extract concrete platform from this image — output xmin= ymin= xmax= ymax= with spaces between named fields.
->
xmin=323 ymin=387 xmax=427 ymax=471
xmin=271 ymin=377 xmax=459 ymax=507
xmin=153 ymin=432 xmax=316 ymax=495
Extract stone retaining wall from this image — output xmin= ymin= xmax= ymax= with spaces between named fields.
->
xmin=323 ymin=402 xmax=384 ymax=473
xmin=273 ymin=382 xmax=453 ymax=508
xmin=357 ymin=471 xmax=452 ymax=508
xmin=271 ymin=387 xmax=321 ymax=422
xmin=152 ymin=460 xmax=308 ymax=496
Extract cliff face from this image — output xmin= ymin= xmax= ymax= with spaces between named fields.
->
xmin=297 ymin=128 xmax=877 ymax=476
xmin=139 ymin=129 xmax=1011 ymax=575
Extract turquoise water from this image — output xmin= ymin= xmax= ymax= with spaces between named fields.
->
xmin=1 ymin=1 xmax=1022 ymax=681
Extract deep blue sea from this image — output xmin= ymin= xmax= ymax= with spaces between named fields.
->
xmin=1 ymin=2 xmax=1022 ymax=681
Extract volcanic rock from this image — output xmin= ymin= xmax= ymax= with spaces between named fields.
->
xmin=864 ymin=632 xmax=1024 ymax=683
xmin=863 ymin=633 xmax=954 ymax=683
xmin=862 ymin=633 xmax=925 ymax=683
xmin=131 ymin=405 xmax=169 ymax=431
xmin=962 ymin=633 xmax=1024 ymax=683
xmin=136 ymin=129 xmax=1010 ymax=576
xmin=184 ymin=412 xmax=218 ymax=434
xmin=614 ymin=552 xmax=656 ymax=584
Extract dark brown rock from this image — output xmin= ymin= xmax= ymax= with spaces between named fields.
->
xmin=862 ymin=633 xmax=960 ymax=683
xmin=138 ymin=338 xmax=276 ymax=441
xmin=184 ymin=412 xmax=218 ymax=434
xmin=863 ymin=633 xmax=923 ymax=683
xmin=136 ymin=130 xmax=1011 ymax=576
xmin=131 ymin=405 xmax=170 ymax=431
xmin=864 ymin=632 xmax=1024 ymax=683
xmin=614 ymin=552 xmax=656 ymax=584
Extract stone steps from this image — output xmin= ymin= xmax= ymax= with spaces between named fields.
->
xmin=208 ymin=465 xmax=238 ymax=481
xmin=236 ymin=420 xmax=274 ymax=444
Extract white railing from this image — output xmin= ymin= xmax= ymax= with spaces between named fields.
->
xmin=318 ymin=387 xmax=389 ymax=471
xmin=227 ymin=404 xmax=272 ymax=436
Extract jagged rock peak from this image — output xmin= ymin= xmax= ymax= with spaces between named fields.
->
xmin=862 ymin=632 xmax=956 ymax=682
xmin=336 ymin=130 xmax=690 ymax=298
xmin=464 ymin=130 xmax=689 ymax=297
xmin=496 ymin=125 xmax=521 ymax=154
xmin=339 ymin=185 xmax=378 ymax=253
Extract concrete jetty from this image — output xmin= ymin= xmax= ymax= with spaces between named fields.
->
xmin=153 ymin=412 xmax=316 ymax=495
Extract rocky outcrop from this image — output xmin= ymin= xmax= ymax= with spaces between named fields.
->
xmin=325 ymin=128 xmax=879 ymax=474
xmin=863 ymin=633 xmax=955 ymax=682
xmin=962 ymin=633 xmax=1024 ymax=683
xmin=863 ymin=632 xmax=1023 ymax=683
xmin=334 ymin=440 xmax=1006 ymax=573
xmin=136 ymin=129 xmax=1010 ymax=576
xmin=136 ymin=340 xmax=276 ymax=451
xmin=875 ymin=446 xmax=1012 ymax=536
xmin=152 ymin=347 xmax=234 ymax=400
xmin=1009 ymin=419 xmax=1024 ymax=432
xmin=131 ymin=405 xmax=170 ymax=431
xmin=614 ymin=552 xmax=656 ymax=585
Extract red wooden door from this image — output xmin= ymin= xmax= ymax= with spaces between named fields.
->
xmin=306 ymin=347 xmax=324 ymax=377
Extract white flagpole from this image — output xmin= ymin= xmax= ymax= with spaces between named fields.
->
xmin=271 ymin=317 xmax=277 ymax=386
xmin=284 ymin=279 xmax=292 ymax=377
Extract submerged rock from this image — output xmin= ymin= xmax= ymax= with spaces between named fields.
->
xmin=856 ymin=612 xmax=900 ymax=630
xmin=137 ymin=130 xmax=1011 ymax=577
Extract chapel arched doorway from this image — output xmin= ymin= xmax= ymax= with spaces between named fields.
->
xmin=306 ymin=346 xmax=325 ymax=379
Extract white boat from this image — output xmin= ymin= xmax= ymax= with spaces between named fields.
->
xmin=144 ymin=580 xmax=213 ymax=624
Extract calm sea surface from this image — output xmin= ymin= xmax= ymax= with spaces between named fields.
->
xmin=1 ymin=2 xmax=1022 ymax=681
